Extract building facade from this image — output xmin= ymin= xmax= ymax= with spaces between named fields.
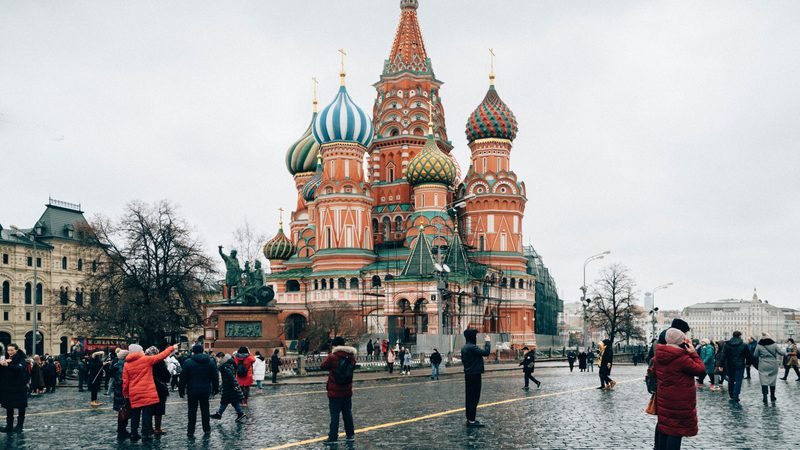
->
xmin=0 ymin=199 xmax=104 ymax=355
xmin=263 ymin=0 xmax=543 ymax=349
xmin=682 ymin=290 xmax=788 ymax=341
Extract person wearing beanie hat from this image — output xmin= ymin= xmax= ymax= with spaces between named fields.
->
xmin=320 ymin=337 xmax=358 ymax=445
xmin=123 ymin=343 xmax=178 ymax=441
xmin=211 ymin=354 xmax=246 ymax=424
xmin=128 ymin=344 xmax=144 ymax=354
xmin=657 ymin=319 xmax=691 ymax=345
xmin=180 ymin=343 xmax=219 ymax=437
xmin=752 ymin=332 xmax=785 ymax=403
xmin=653 ymin=326 xmax=705 ymax=449
xmin=719 ymin=330 xmax=751 ymax=403
xmin=460 ymin=329 xmax=492 ymax=427
xmin=233 ymin=346 xmax=255 ymax=407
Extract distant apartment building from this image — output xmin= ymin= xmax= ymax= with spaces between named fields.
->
xmin=682 ymin=290 xmax=787 ymax=341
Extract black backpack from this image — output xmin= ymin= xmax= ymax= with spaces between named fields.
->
xmin=333 ymin=357 xmax=355 ymax=385
xmin=236 ymin=359 xmax=248 ymax=377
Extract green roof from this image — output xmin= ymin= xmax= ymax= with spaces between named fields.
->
xmin=33 ymin=202 xmax=93 ymax=242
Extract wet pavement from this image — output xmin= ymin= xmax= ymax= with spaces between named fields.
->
xmin=1 ymin=365 xmax=797 ymax=449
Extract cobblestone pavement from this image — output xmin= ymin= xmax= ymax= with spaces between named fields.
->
xmin=1 ymin=365 xmax=797 ymax=449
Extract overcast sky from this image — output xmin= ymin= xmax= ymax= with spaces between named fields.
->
xmin=2 ymin=1 xmax=799 ymax=310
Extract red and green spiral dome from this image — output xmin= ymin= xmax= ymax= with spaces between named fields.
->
xmin=465 ymin=85 xmax=518 ymax=143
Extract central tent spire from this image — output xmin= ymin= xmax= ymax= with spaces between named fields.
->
xmin=385 ymin=0 xmax=431 ymax=75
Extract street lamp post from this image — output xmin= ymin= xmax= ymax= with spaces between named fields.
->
xmin=581 ymin=251 xmax=610 ymax=350
xmin=31 ymin=231 xmax=39 ymax=356
xmin=649 ymin=282 xmax=673 ymax=340
xmin=649 ymin=307 xmax=660 ymax=341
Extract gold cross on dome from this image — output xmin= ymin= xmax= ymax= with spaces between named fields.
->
xmin=278 ymin=207 xmax=285 ymax=229
xmin=312 ymin=77 xmax=319 ymax=112
xmin=489 ymin=48 xmax=496 ymax=84
xmin=338 ymin=48 xmax=347 ymax=82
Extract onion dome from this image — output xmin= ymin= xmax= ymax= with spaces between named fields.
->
xmin=301 ymin=156 xmax=323 ymax=202
xmin=465 ymin=83 xmax=518 ymax=143
xmin=312 ymin=84 xmax=373 ymax=148
xmin=285 ymin=113 xmax=320 ymax=175
xmin=263 ymin=226 xmax=295 ymax=261
xmin=407 ymin=133 xmax=457 ymax=186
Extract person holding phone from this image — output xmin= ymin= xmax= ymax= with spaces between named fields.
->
xmin=460 ymin=329 xmax=491 ymax=428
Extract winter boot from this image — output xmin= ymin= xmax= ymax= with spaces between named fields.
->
xmin=761 ymin=385 xmax=768 ymax=403
xmin=1 ymin=414 xmax=12 ymax=433
xmin=769 ymin=386 xmax=777 ymax=402
xmin=14 ymin=414 xmax=24 ymax=432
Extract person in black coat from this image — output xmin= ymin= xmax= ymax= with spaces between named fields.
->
xmin=145 ymin=346 xmax=172 ymax=435
xmin=460 ymin=329 xmax=491 ymax=427
xmin=578 ymin=351 xmax=588 ymax=371
xmin=87 ymin=351 xmax=107 ymax=406
xmin=430 ymin=348 xmax=443 ymax=381
xmin=0 ymin=344 xmax=29 ymax=432
xmin=109 ymin=351 xmax=131 ymax=440
xmin=519 ymin=346 xmax=541 ymax=390
xmin=210 ymin=354 xmax=245 ymax=422
xmin=42 ymin=357 xmax=57 ymax=393
xmin=719 ymin=331 xmax=751 ymax=402
xmin=179 ymin=344 xmax=219 ymax=437
xmin=567 ymin=350 xmax=577 ymax=372
xmin=599 ymin=339 xmax=615 ymax=390
xmin=270 ymin=349 xmax=281 ymax=384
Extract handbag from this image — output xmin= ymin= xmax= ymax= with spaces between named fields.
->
xmin=645 ymin=393 xmax=657 ymax=415
xmin=119 ymin=399 xmax=131 ymax=421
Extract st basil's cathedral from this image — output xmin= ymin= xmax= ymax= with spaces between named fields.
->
xmin=263 ymin=0 xmax=539 ymax=349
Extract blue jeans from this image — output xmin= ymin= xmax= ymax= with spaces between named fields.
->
xmin=328 ymin=397 xmax=354 ymax=441
xmin=217 ymin=401 xmax=243 ymax=416
xmin=431 ymin=364 xmax=440 ymax=379
xmin=728 ymin=367 xmax=745 ymax=399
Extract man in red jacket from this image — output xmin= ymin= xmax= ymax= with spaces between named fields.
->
xmin=122 ymin=343 xmax=177 ymax=442
xmin=653 ymin=328 xmax=706 ymax=450
xmin=320 ymin=336 xmax=357 ymax=446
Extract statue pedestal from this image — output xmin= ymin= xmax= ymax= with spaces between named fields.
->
xmin=209 ymin=306 xmax=283 ymax=354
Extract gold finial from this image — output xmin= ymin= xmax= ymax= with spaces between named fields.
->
xmin=427 ymin=99 xmax=435 ymax=135
xmin=338 ymin=48 xmax=347 ymax=85
xmin=488 ymin=48 xmax=496 ymax=86
xmin=278 ymin=207 xmax=284 ymax=230
xmin=312 ymin=77 xmax=319 ymax=113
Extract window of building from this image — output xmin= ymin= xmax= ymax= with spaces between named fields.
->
xmin=36 ymin=283 xmax=42 ymax=305
xmin=479 ymin=235 xmax=485 ymax=252
xmin=2 ymin=254 xmax=7 ymax=264
xmin=75 ymin=288 xmax=83 ymax=306
xmin=37 ymin=312 xmax=41 ymax=321
xmin=92 ymin=260 xmax=98 ymax=272
xmin=62 ymin=257 xmax=67 ymax=270
xmin=2 ymin=281 xmax=9 ymax=304
xmin=3 ymin=312 xmax=8 ymax=321
xmin=388 ymin=167 xmax=395 ymax=183
xmin=500 ymin=233 xmax=507 ymax=251
xmin=337 ymin=278 xmax=347 ymax=289
xmin=60 ymin=287 xmax=68 ymax=305
xmin=326 ymin=227 xmax=332 ymax=248
xmin=90 ymin=290 xmax=99 ymax=306
xmin=36 ymin=257 xmax=41 ymax=268
xmin=25 ymin=282 xmax=32 ymax=304
xmin=26 ymin=312 xmax=30 ymax=321
xmin=27 ymin=257 xmax=32 ymax=267
xmin=420 ymin=194 xmax=425 ymax=207
xmin=344 ymin=160 xmax=350 ymax=178
xmin=321 ymin=279 xmax=327 ymax=290
xmin=314 ymin=280 xmax=319 ymax=290
xmin=482 ymin=157 xmax=487 ymax=173
xmin=349 ymin=278 xmax=359 ymax=290
xmin=77 ymin=259 xmax=83 ymax=271
xmin=61 ymin=313 xmax=65 ymax=322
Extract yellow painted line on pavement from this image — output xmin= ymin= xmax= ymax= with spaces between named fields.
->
xmin=262 ymin=378 xmax=638 ymax=450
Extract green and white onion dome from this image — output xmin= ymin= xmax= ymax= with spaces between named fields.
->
xmin=312 ymin=85 xmax=373 ymax=147
xmin=262 ymin=227 xmax=295 ymax=260
xmin=285 ymin=113 xmax=320 ymax=175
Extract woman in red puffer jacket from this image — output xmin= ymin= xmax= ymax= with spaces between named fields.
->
xmin=654 ymin=328 xmax=707 ymax=450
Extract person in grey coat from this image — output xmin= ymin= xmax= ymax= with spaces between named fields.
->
xmin=753 ymin=332 xmax=785 ymax=403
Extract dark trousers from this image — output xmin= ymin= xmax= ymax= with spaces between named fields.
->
xmin=655 ymin=427 xmax=682 ymax=450
xmin=568 ymin=361 xmax=575 ymax=372
xmin=523 ymin=370 xmax=539 ymax=387
xmin=697 ymin=373 xmax=707 ymax=384
xmin=599 ymin=366 xmax=613 ymax=387
xmin=78 ymin=372 xmax=86 ymax=390
xmin=728 ymin=367 xmax=745 ymax=399
xmin=388 ymin=362 xmax=394 ymax=373
xmin=187 ymin=394 xmax=210 ymax=435
xmin=464 ymin=373 xmax=482 ymax=422
xmin=4 ymin=408 xmax=25 ymax=429
xmin=130 ymin=405 xmax=154 ymax=437
xmin=90 ymin=385 xmax=99 ymax=401
xmin=782 ymin=365 xmax=800 ymax=379
xmin=327 ymin=396 xmax=354 ymax=441
xmin=745 ymin=364 xmax=751 ymax=379
xmin=171 ymin=375 xmax=180 ymax=390
xmin=272 ymin=370 xmax=278 ymax=383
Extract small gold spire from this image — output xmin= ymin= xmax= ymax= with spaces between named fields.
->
xmin=278 ymin=207 xmax=284 ymax=230
xmin=312 ymin=77 xmax=319 ymax=113
xmin=488 ymin=48 xmax=496 ymax=86
xmin=338 ymin=48 xmax=347 ymax=85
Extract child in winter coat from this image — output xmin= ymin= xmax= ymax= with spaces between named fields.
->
xmin=210 ymin=354 xmax=246 ymax=422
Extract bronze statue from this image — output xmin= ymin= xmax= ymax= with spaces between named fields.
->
xmin=218 ymin=246 xmax=274 ymax=306
xmin=218 ymin=246 xmax=242 ymax=299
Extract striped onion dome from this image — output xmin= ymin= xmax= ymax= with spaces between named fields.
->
xmin=407 ymin=132 xmax=457 ymax=186
xmin=263 ymin=227 xmax=295 ymax=260
xmin=465 ymin=84 xmax=518 ymax=143
xmin=285 ymin=112 xmax=320 ymax=175
xmin=312 ymin=85 xmax=373 ymax=148
xmin=301 ymin=157 xmax=323 ymax=202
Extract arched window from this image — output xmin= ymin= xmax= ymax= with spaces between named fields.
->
xmin=337 ymin=278 xmax=347 ymax=289
xmin=2 ymin=281 xmax=9 ymax=304
xmin=92 ymin=260 xmax=98 ymax=272
xmin=89 ymin=290 xmax=99 ymax=306
xmin=372 ymin=218 xmax=380 ymax=237
xmin=77 ymin=259 xmax=83 ymax=271
xmin=519 ymin=280 xmax=525 ymax=290
xmin=314 ymin=280 xmax=319 ymax=290
xmin=510 ymin=278 xmax=516 ymax=289
xmin=62 ymin=256 xmax=67 ymax=270
xmin=501 ymin=278 xmax=507 ymax=288
xmin=60 ymin=287 xmax=68 ymax=305
xmin=75 ymin=288 xmax=84 ymax=306
xmin=371 ymin=275 xmax=381 ymax=288
xmin=284 ymin=314 xmax=307 ymax=340
xmin=387 ymin=167 xmax=395 ymax=183
xmin=382 ymin=217 xmax=391 ymax=241
xmin=25 ymin=282 xmax=32 ymax=304
xmin=390 ymin=128 xmax=400 ymax=137
xmin=349 ymin=278 xmax=359 ymax=290
xmin=285 ymin=280 xmax=301 ymax=292
xmin=321 ymin=279 xmax=327 ymax=290
xmin=36 ymin=283 xmax=43 ymax=305
xmin=398 ymin=298 xmax=411 ymax=313
xmin=394 ymin=216 xmax=404 ymax=234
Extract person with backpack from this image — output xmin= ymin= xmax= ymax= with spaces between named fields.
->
xmin=430 ymin=348 xmax=442 ymax=380
xmin=719 ymin=331 xmax=751 ymax=403
xmin=179 ymin=344 xmax=219 ymax=438
xmin=210 ymin=354 xmax=246 ymax=423
xmin=320 ymin=336 xmax=357 ymax=446
xmin=461 ymin=329 xmax=491 ymax=428
xmin=0 ymin=344 xmax=29 ymax=433
xmin=519 ymin=346 xmax=541 ymax=390
xmin=233 ymin=347 xmax=255 ymax=407
xmin=753 ymin=332 xmax=785 ymax=403
xmin=779 ymin=338 xmax=800 ymax=381
xmin=270 ymin=349 xmax=281 ymax=384
xmin=166 ymin=353 xmax=181 ymax=391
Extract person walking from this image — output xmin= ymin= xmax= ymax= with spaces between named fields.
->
xmin=461 ymin=329 xmax=491 ymax=428
xmin=42 ymin=357 xmax=57 ymax=393
xmin=179 ymin=344 xmax=219 ymax=438
xmin=146 ymin=346 xmax=172 ymax=435
xmin=403 ymin=351 xmax=412 ymax=375
xmin=430 ymin=348 xmax=442 ymax=380
xmin=87 ymin=351 xmax=107 ymax=406
xmin=653 ymin=328 xmax=706 ymax=450
xmin=366 ymin=338 xmax=374 ymax=359
xmin=0 ymin=344 xmax=29 ymax=433
xmin=166 ymin=353 xmax=181 ymax=392
xmin=719 ymin=331 xmax=751 ymax=403
xmin=578 ymin=350 xmax=587 ymax=372
xmin=269 ymin=349 xmax=281 ymax=384
xmin=320 ymin=336 xmax=357 ymax=446
xmin=387 ymin=348 xmax=396 ymax=374
xmin=398 ymin=347 xmax=406 ymax=374
xmin=698 ymin=339 xmax=716 ymax=390
xmin=29 ymin=355 xmax=45 ymax=395
xmin=567 ymin=350 xmax=577 ymax=373
xmin=745 ymin=336 xmax=757 ymax=380
xmin=210 ymin=354 xmax=246 ymax=423
xmin=77 ymin=354 xmax=88 ymax=392
xmin=519 ymin=346 xmax=541 ymax=390
xmin=753 ymin=333 xmax=785 ymax=403
xmin=123 ymin=343 xmax=178 ymax=442
xmin=110 ymin=350 xmax=131 ymax=440
xmin=233 ymin=347 xmax=255 ymax=407
xmin=779 ymin=338 xmax=800 ymax=381
xmin=587 ymin=349 xmax=595 ymax=372
xmin=713 ymin=341 xmax=726 ymax=390
xmin=374 ymin=339 xmax=381 ymax=359
xmin=598 ymin=339 xmax=615 ymax=390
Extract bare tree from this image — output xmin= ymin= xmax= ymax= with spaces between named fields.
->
xmin=303 ymin=301 xmax=363 ymax=352
xmin=588 ymin=264 xmax=644 ymax=343
xmin=64 ymin=200 xmax=217 ymax=347
xmin=230 ymin=219 xmax=268 ymax=267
